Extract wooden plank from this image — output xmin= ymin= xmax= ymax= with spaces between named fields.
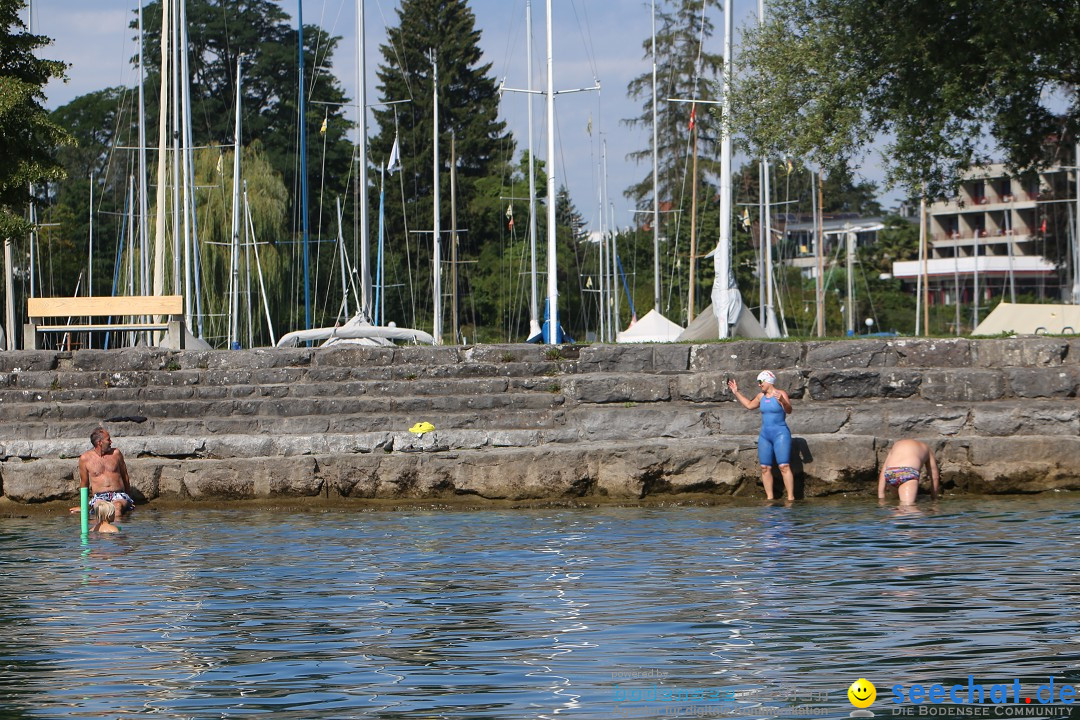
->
xmin=36 ymin=323 xmax=170 ymax=333
xmin=27 ymin=295 xmax=183 ymax=318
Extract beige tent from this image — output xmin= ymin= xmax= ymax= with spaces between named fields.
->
xmin=972 ymin=303 xmax=1080 ymax=335
xmin=678 ymin=302 xmax=768 ymax=341
xmin=616 ymin=309 xmax=685 ymax=343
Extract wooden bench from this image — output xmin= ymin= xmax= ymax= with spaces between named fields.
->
xmin=24 ymin=295 xmax=185 ymax=350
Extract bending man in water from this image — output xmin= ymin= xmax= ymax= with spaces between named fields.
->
xmin=878 ymin=438 xmax=940 ymax=505
xmin=728 ymin=370 xmax=795 ymax=501
xmin=77 ymin=428 xmax=134 ymax=516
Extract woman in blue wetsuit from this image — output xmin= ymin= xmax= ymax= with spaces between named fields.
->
xmin=727 ymin=370 xmax=795 ymax=501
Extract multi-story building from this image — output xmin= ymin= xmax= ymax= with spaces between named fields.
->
xmin=892 ymin=163 xmax=1070 ymax=306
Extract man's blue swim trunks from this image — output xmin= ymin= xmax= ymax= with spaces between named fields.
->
xmin=90 ymin=491 xmax=134 ymax=511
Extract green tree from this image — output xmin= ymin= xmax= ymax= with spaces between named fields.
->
xmin=623 ymin=0 xmax=723 ymax=208
xmin=369 ymin=0 xmax=514 ymax=333
xmin=46 ymin=87 xmax=135 ymax=297
xmin=185 ymin=142 xmax=289 ymax=346
xmin=0 ymin=0 xmax=70 ymax=240
xmin=821 ymin=164 xmax=881 ymax=215
xmin=135 ymin=0 xmax=354 ymax=235
xmin=862 ymin=215 xmax=918 ymax=276
xmin=733 ymin=0 xmax=1080 ymax=199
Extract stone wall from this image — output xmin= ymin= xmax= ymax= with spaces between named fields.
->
xmin=1 ymin=336 xmax=1077 ymax=508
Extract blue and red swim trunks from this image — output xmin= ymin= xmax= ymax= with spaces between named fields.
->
xmin=884 ymin=466 xmax=920 ymax=487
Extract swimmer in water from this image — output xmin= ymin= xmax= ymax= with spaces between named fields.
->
xmin=878 ymin=438 xmax=940 ymax=505
xmin=92 ymin=501 xmax=120 ymax=533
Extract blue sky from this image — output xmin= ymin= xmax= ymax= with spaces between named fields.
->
xmin=33 ymin=0 xmax=898 ymax=236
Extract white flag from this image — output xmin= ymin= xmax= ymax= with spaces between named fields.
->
xmin=386 ymin=135 xmax=401 ymax=173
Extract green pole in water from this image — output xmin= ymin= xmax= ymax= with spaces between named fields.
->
xmin=80 ymin=486 xmax=89 ymax=535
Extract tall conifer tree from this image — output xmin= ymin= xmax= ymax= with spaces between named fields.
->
xmin=369 ymin=0 xmax=513 ymax=330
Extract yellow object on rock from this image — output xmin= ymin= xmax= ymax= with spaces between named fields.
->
xmin=409 ymin=421 xmax=435 ymax=436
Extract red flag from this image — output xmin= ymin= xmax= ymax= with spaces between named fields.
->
xmin=688 ymin=107 xmax=696 ymax=131
xmin=1040 ymin=219 xmax=1047 ymax=233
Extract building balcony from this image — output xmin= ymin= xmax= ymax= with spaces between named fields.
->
xmin=893 ymin=255 xmax=1056 ymax=279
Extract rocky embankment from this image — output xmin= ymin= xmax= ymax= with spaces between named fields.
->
xmin=1 ymin=337 xmax=1077 ymax=509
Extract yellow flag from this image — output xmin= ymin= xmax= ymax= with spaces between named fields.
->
xmin=320 ymin=116 xmax=328 ymax=134
xmin=741 ymin=208 xmax=752 ymax=230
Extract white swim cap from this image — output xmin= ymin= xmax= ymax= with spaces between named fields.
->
xmin=756 ymin=370 xmax=776 ymax=385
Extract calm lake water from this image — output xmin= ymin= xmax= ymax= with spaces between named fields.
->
xmin=1 ymin=498 xmax=1078 ymax=720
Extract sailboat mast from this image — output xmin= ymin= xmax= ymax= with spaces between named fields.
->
xmin=650 ymin=0 xmax=660 ymax=313
xmin=179 ymin=0 xmax=195 ymax=325
xmin=450 ymin=131 xmax=459 ymax=343
xmin=604 ymin=141 xmax=615 ymax=336
xmin=138 ymin=2 xmax=149 ymax=297
xmin=229 ymin=58 xmax=244 ymax=349
xmin=816 ymin=170 xmax=825 ymax=336
xmin=3 ymin=236 xmax=12 ymax=350
xmin=88 ymin=170 xmax=94 ymax=297
xmin=246 ymin=182 xmax=277 ymax=345
xmin=545 ymin=0 xmax=558 ymax=342
xmin=717 ymin=0 xmax=733 ymax=339
xmin=153 ymin=0 xmax=169 ymax=299
xmin=526 ymin=0 xmax=539 ymax=337
xmin=298 ymin=0 xmax=312 ymax=331
xmin=973 ymin=218 xmax=980 ymax=326
xmin=846 ymin=226 xmax=855 ymax=335
xmin=28 ymin=183 xmax=36 ymax=298
xmin=337 ymin=195 xmax=349 ymax=318
xmin=357 ymin=0 xmax=370 ymax=315
xmin=758 ymin=0 xmax=777 ymax=337
xmin=432 ymin=51 xmax=442 ymax=344
xmin=171 ymin=0 xmax=181 ymax=296
xmin=916 ymin=195 xmax=925 ymax=335
xmin=376 ymin=166 xmax=386 ymax=325
xmin=763 ymin=158 xmax=776 ymax=335
xmin=1074 ymin=142 xmax=1080 ymax=302
xmin=688 ymin=105 xmax=698 ymax=323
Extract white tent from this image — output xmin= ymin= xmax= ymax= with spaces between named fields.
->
xmin=616 ymin=308 xmax=685 ymax=343
xmin=973 ymin=303 xmax=1080 ymax=336
xmin=677 ymin=302 xmax=768 ymax=341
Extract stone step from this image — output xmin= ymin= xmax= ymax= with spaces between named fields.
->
xmin=4 ymin=394 xmax=1076 ymax=444
xmin=8 ymin=432 xmax=1079 ymax=505
xmin=3 ymin=363 xmax=1078 ymax=410
xmin=5 ymin=404 xmax=570 ymax=442
xmin=7 ymin=398 xmax=1075 ymax=459
xmin=0 ymin=375 xmax=561 ymax=405
xmin=0 ymin=427 xmax=584 ymax=462
xmin=0 ymin=359 xmax=579 ymax=393
xmin=0 ymin=390 xmax=568 ymax=423
xmin=1 ymin=337 xmax=1075 ymax=379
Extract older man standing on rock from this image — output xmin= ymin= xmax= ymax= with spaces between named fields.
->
xmin=76 ymin=428 xmax=134 ymax=516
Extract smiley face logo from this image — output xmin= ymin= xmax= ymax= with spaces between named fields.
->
xmin=848 ymin=678 xmax=876 ymax=708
